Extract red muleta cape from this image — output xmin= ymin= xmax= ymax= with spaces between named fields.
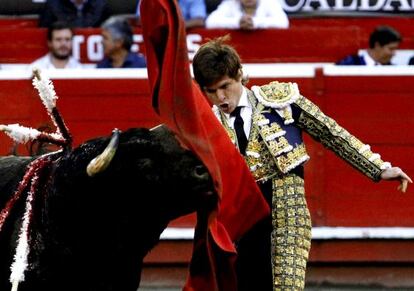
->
xmin=140 ymin=1 xmax=270 ymax=290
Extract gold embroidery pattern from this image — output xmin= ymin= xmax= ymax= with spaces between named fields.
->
xmin=349 ymin=136 xmax=365 ymax=150
xmin=281 ymin=107 xmax=294 ymax=124
xmin=295 ymin=95 xmax=386 ymax=181
xmin=215 ymin=108 xmax=237 ymax=147
xmin=276 ymin=144 xmax=309 ymax=174
xmin=258 ymin=81 xmax=300 ymax=107
xmin=268 ymin=137 xmax=292 ymax=157
xmin=245 ymin=125 xmax=278 ymax=182
xmin=271 ymin=174 xmax=311 ymax=290
xmin=261 ymin=122 xmax=285 ymax=140
xmin=253 ymin=111 xmax=270 ymax=126
xmin=224 ymin=126 xmax=236 ymax=145
xmin=246 ymin=97 xmax=310 ymax=179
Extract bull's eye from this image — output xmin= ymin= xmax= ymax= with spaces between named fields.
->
xmin=194 ymin=165 xmax=208 ymax=178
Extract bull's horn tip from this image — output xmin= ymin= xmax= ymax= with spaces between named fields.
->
xmin=86 ymin=129 xmax=120 ymax=177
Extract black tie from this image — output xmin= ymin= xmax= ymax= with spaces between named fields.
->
xmin=231 ymin=106 xmax=248 ymax=155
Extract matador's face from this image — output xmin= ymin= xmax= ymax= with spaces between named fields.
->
xmin=203 ymin=75 xmax=243 ymax=115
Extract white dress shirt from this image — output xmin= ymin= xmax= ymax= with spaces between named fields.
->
xmin=223 ymin=86 xmax=253 ymax=139
xmin=29 ymin=53 xmax=83 ymax=70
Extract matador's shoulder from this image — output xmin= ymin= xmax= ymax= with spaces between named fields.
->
xmin=251 ymin=81 xmax=300 ymax=109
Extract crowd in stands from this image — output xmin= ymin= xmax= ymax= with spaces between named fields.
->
xmin=26 ymin=0 xmax=293 ymax=69
xmin=1 ymin=0 xmax=414 ymax=68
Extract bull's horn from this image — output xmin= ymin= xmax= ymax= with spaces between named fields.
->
xmin=86 ymin=129 xmax=120 ymax=177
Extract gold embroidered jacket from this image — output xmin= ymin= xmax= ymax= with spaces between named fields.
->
xmin=213 ymin=81 xmax=391 ymax=183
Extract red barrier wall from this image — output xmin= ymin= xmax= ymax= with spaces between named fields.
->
xmin=1 ymin=66 xmax=414 ymax=264
xmin=1 ymin=68 xmax=413 ymax=226
xmin=0 ymin=77 xmax=157 ymax=154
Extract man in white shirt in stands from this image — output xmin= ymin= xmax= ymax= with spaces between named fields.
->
xmin=30 ymin=21 xmax=82 ymax=69
xmin=206 ymin=0 xmax=289 ymax=30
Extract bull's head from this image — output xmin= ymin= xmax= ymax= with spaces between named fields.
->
xmin=82 ymin=125 xmax=215 ymax=217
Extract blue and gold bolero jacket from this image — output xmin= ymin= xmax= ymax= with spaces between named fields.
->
xmin=213 ymin=81 xmax=391 ymax=183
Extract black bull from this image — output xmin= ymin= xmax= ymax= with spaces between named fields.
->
xmin=0 ymin=126 xmax=217 ymax=291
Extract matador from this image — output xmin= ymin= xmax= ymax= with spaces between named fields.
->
xmin=192 ymin=37 xmax=412 ymax=291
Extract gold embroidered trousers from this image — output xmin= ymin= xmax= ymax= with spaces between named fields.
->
xmin=271 ymin=174 xmax=311 ymax=290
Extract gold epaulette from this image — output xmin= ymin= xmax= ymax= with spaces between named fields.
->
xmin=252 ymin=81 xmax=300 ymax=109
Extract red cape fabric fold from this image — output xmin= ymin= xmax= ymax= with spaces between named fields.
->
xmin=140 ymin=1 xmax=270 ymax=289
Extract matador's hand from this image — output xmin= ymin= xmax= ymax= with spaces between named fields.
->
xmin=380 ymin=167 xmax=413 ymax=193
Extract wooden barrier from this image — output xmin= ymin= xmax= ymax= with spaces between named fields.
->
xmin=1 ymin=67 xmax=414 ymax=266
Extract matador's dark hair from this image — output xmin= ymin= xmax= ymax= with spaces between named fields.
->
xmin=192 ymin=35 xmax=243 ymax=89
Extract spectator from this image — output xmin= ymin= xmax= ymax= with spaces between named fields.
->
xmin=39 ymin=0 xmax=109 ymax=28
xmin=97 ymin=17 xmax=146 ymax=68
xmin=30 ymin=22 xmax=82 ymax=69
xmin=136 ymin=0 xmax=207 ymax=29
xmin=205 ymin=0 xmax=289 ymax=30
xmin=337 ymin=25 xmax=402 ymax=66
